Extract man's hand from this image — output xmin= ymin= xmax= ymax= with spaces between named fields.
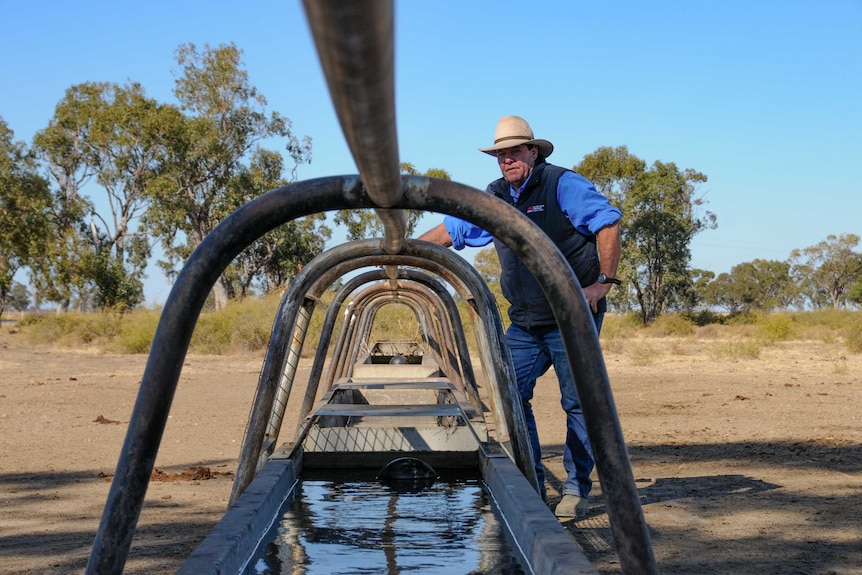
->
xmin=583 ymin=282 xmax=613 ymax=314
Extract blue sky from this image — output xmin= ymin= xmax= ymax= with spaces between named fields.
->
xmin=2 ymin=1 xmax=860 ymax=305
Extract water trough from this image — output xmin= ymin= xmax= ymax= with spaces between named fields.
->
xmin=85 ymin=2 xmax=656 ymax=573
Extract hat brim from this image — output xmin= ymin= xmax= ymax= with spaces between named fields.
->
xmin=479 ymin=138 xmax=554 ymax=158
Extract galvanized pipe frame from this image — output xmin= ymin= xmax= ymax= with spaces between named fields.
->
xmin=263 ymin=299 xmax=313 ymax=455
xmin=340 ymin=285 xmax=453 ymax=382
xmin=298 ymin=267 xmax=481 ymax=432
xmin=342 ymin=288 xmax=441 ymax=376
xmin=87 ymin=175 xmax=655 ymax=574
xmin=288 ymin=251 xmax=516 ymax=454
xmin=343 ymin=282 xmax=462 ymax=385
xmin=231 ymin=241 xmax=537 ymax=504
xmin=245 ymin=239 xmax=517 ymax=449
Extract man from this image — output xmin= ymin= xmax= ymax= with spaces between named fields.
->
xmin=418 ymin=115 xmax=622 ymax=518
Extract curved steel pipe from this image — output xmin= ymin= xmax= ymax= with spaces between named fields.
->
xmin=232 ymin=241 xmax=535 ymax=503
xmin=345 ymin=284 xmax=460 ymax=385
xmin=88 ymin=175 xmax=655 ymax=574
xmin=302 ymin=0 xmax=406 ymax=251
xmin=299 ymin=267 xmax=479 ymax=430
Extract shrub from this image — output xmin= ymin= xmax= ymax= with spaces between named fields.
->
xmin=685 ymin=309 xmax=725 ymax=327
xmin=724 ymin=311 xmax=762 ymax=326
xmin=757 ymin=313 xmax=797 ymax=343
xmin=601 ymin=312 xmax=643 ymax=339
xmin=647 ymin=314 xmax=695 ymax=337
xmin=629 ymin=340 xmax=659 ymax=366
xmin=845 ymin=318 xmax=862 ymax=354
xmin=710 ymin=339 xmax=762 ymax=360
xmin=112 ymin=310 xmax=161 ymax=354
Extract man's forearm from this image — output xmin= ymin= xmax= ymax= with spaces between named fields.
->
xmin=596 ymin=221 xmax=621 ymax=277
xmin=417 ymin=223 xmax=453 ymax=247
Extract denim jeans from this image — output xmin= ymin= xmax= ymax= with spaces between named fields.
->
xmin=506 ymin=314 xmax=602 ymax=498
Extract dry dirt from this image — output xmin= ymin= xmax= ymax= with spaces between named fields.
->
xmin=0 ymin=329 xmax=860 ymax=574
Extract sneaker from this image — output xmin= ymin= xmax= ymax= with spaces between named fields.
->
xmin=555 ymin=494 xmax=589 ymax=518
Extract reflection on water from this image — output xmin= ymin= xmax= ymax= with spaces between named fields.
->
xmin=245 ymin=478 xmax=527 ymax=575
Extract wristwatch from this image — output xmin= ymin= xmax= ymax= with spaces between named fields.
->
xmin=597 ymin=273 xmax=622 ymax=285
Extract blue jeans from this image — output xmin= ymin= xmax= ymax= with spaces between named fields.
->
xmin=507 ymin=315 xmax=602 ymax=498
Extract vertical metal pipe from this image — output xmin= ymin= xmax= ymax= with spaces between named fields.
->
xmin=302 ymin=0 xmax=407 ymax=251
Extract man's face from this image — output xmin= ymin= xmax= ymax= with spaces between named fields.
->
xmin=496 ymin=144 xmax=537 ymax=188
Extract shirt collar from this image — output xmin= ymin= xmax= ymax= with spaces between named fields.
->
xmin=509 ymin=172 xmax=534 ymax=202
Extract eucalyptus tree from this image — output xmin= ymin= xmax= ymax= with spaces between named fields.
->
xmin=32 ymin=82 xmax=180 ymax=309
xmin=31 ymin=85 xmax=99 ymax=311
xmin=576 ymin=149 xmax=714 ymax=324
xmin=789 ymin=233 xmax=862 ymax=309
xmin=0 ymin=118 xmax=51 ymax=320
xmin=222 ymin=148 xmax=330 ymax=298
xmin=334 ymin=163 xmax=451 ymax=240
xmin=703 ymin=259 xmax=796 ymax=313
xmin=145 ymin=42 xmax=311 ymax=309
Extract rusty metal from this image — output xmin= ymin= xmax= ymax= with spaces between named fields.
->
xmin=229 ymin=238 xmax=538 ymax=504
xmin=297 ymin=268 xmax=480 ymax=431
xmin=302 ymin=0 xmax=406 ymax=252
xmin=87 ymin=176 xmax=656 ymax=573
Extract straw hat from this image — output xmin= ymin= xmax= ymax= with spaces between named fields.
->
xmin=479 ymin=115 xmax=554 ymax=158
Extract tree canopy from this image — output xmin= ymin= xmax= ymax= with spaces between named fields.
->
xmin=0 ymin=118 xmax=52 ymax=319
xmin=333 ymin=163 xmax=451 ymax=241
xmin=576 ymin=148 xmax=715 ymax=324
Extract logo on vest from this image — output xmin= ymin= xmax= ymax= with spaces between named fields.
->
xmin=526 ymin=204 xmax=545 ymax=214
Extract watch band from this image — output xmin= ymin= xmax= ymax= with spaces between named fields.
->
xmin=597 ymin=273 xmax=622 ymax=285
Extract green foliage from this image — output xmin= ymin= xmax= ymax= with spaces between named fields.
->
xmin=724 ymin=311 xmax=763 ymax=326
xmin=146 ymin=42 xmax=312 ymax=309
xmin=757 ymin=313 xmax=797 ymax=343
xmin=844 ymin=318 xmax=862 ymax=354
xmin=0 ymin=117 xmax=52 ymax=319
xmin=334 ymin=163 xmax=451 ymax=241
xmin=575 ymin=149 xmax=714 ymax=324
xmin=600 ymin=312 xmax=643 ymax=338
xmin=31 ymin=81 xmax=160 ymax=312
xmin=711 ymin=339 xmax=763 ymax=360
xmin=7 ymin=282 xmax=30 ymax=312
xmin=704 ymin=259 xmax=797 ymax=313
xmin=789 ymin=233 xmax=862 ymax=309
xmin=684 ymin=309 xmax=724 ymax=327
xmin=224 ymin=149 xmax=330 ymax=297
xmin=647 ymin=313 xmax=696 ymax=337
xmin=82 ymin=250 xmax=144 ymax=311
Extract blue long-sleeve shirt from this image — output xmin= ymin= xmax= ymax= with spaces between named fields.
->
xmin=443 ymin=170 xmax=621 ymax=249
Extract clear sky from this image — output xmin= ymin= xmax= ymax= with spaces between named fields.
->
xmin=2 ymin=0 xmax=860 ymax=305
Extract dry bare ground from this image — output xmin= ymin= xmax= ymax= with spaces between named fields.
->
xmin=0 ymin=329 xmax=859 ymax=574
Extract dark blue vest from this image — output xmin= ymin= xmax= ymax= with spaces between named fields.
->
xmin=491 ymin=161 xmax=603 ymax=328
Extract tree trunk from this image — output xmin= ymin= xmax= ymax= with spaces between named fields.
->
xmin=211 ymin=275 xmax=230 ymax=310
xmin=56 ymin=298 xmax=71 ymax=316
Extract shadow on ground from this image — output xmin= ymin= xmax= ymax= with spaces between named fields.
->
xmin=541 ymin=440 xmax=862 ymax=575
